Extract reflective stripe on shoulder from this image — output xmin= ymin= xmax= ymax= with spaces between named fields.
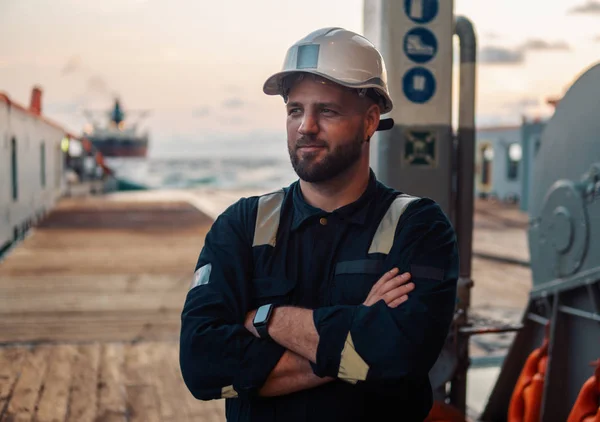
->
xmin=253 ymin=190 xmax=285 ymax=247
xmin=368 ymin=194 xmax=420 ymax=255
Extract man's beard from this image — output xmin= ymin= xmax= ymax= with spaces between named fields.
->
xmin=288 ymin=133 xmax=365 ymax=183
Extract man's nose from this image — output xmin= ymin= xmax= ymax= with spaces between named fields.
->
xmin=298 ymin=111 xmax=319 ymax=136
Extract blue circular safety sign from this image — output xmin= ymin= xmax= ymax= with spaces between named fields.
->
xmin=403 ymin=27 xmax=438 ymax=63
xmin=404 ymin=0 xmax=439 ymax=24
xmin=403 ymin=67 xmax=436 ymax=104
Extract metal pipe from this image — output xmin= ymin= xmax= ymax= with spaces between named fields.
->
xmin=450 ymin=15 xmax=477 ymax=414
xmin=459 ymin=324 xmax=523 ymax=336
xmin=455 ymin=15 xmax=477 ymax=280
xmin=558 ymin=305 xmax=600 ymax=322
xmin=472 ymin=251 xmax=530 ymax=267
xmin=527 ymin=312 xmax=551 ymax=326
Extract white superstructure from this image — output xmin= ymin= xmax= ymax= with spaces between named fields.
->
xmin=0 ymin=86 xmax=70 ymax=250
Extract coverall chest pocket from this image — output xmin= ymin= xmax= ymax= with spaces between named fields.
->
xmin=251 ymin=276 xmax=295 ymax=308
xmin=330 ymin=259 xmax=385 ymax=306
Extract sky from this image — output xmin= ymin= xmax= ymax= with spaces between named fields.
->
xmin=1 ymin=0 xmax=599 ymax=157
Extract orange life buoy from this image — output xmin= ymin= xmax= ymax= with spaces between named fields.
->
xmin=508 ymin=324 xmax=550 ymax=422
xmin=567 ymin=359 xmax=600 ymax=422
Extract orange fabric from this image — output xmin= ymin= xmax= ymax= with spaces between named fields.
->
xmin=423 ymin=400 xmax=466 ymax=422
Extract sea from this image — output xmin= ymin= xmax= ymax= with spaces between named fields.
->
xmin=103 ymin=138 xmax=299 ymax=193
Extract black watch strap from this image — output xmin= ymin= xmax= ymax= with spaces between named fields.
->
xmin=255 ymin=323 xmax=270 ymax=340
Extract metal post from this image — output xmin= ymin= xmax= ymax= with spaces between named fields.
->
xmin=365 ymin=0 xmax=456 ymax=217
xmin=450 ymin=15 xmax=477 ymax=413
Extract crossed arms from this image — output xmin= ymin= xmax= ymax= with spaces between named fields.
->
xmin=179 ymin=198 xmax=458 ymax=401
xmin=244 ymin=268 xmax=414 ymax=396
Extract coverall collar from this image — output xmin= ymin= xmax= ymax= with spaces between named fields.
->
xmin=291 ymin=168 xmax=377 ymax=231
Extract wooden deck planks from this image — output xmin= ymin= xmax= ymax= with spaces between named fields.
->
xmin=66 ymin=344 xmax=101 ymax=422
xmin=0 ymin=348 xmax=26 ymax=422
xmin=0 ymin=199 xmax=207 ymax=345
xmin=0 ymin=342 xmax=226 ymax=422
xmin=35 ymin=345 xmax=76 ymax=422
xmin=96 ymin=344 xmax=127 ymax=422
xmin=0 ymin=198 xmax=226 ymax=421
xmin=3 ymin=346 xmax=50 ymax=422
xmin=0 ymin=195 xmax=532 ymax=422
xmin=125 ymin=385 xmax=161 ymax=422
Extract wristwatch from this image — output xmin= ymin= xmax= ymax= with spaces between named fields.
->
xmin=253 ymin=303 xmax=275 ymax=340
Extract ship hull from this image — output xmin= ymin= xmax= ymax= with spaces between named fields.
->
xmin=89 ymin=139 xmax=148 ymax=158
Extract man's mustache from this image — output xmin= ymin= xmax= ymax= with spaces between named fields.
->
xmin=294 ymin=137 xmax=329 ymax=149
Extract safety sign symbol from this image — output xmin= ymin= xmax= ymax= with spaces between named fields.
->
xmin=404 ymin=27 xmax=438 ymax=63
xmin=402 ymin=67 xmax=436 ymax=104
xmin=404 ymin=0 xmax=439 ymax=24
xmin=404 ymin=130 xmax=437 ymax=167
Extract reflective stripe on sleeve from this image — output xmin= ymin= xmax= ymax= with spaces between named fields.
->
xmin=337 ymin=332 xmax=369 ymax=384
xmin=221 ymin=385 xmax=238 ymax=398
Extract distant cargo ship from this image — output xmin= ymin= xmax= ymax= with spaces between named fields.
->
xmin=83 ymin=99 xmax=150 ymax=158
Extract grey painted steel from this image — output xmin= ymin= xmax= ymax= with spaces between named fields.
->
xmin=377 ymin=124 xmax=454 ymax=217
xmin=530 ymin=165 xmax=599 ymax=286
xmin=454 ymin=15 xmax=476 ymax=278
xmin=455 ymin=17 xmax=477 ymax=65
xmin=480 ymin=62 xmax=600 ymax=421
xmin=447 ymin=16 xmax=477 ymax=414
xmin=530 ymin=265 xmax=600 ymax=298
xmin=528 ymin=63 xmax=600 ymax=219
xmin=520 ymin=121 xmax=546 ymax=212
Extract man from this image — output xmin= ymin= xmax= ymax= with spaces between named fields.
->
xmin=180 ymin=27 xmax=459 ymax=421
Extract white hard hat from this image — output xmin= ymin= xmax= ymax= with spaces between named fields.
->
xmin=263 ymin=27 xmax=394 ymax=128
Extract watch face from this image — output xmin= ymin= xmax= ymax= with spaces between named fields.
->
xmin=254 ymin=304 xmax=271 ymax=325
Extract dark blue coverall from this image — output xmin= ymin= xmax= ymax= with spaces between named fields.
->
xmin=180 ymin=170 xmax=459 ymax=421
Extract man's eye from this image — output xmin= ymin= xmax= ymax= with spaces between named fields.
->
xmin=321 ymin=108 xmax=336 ymax=115
xmin=288 ymin=108 xmax=301 ymax=115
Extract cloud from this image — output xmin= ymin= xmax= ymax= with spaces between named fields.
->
xmin=479 ymin=38 xmax=570 ymax=65
xmin=223 ymin=85 xmax=243 ymax=94
xmin=85 ymin=75 xmax=120 ymax=101
xmin=501 ymin=97 xmax=540 ymax=110
xmin=217 ymin=115 xmax=245 ymax=126
xmin=192 ymin=106 xmax=211 ymax=118
xmin=521 ymin=39 xmax=570 ymax=51
xmin=484 ymin=32 xmax=501 ymax=40
xmin=222 ymin=97 xmax=245 ymax=109
xmin=86 ymin=76 xmax=110 ymax=94
xmin=61 ymin=55 xmax=84 ymax=75
xmin=60 ymin=55 xmax=118 ymax=101
xmin=569 ymin=1 xmax=600 ymax=14
xmin=44 ymin=102 xmax=81 ymax=114
xmin=479 ymin=47 xmax=524 ymax=65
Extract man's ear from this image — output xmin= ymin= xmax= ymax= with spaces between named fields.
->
xmin=364 ymin=103 xmax=381 ymax=140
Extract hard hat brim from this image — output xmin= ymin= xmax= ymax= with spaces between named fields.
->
xmin=263 ymin=69 xmax=393 ymax=115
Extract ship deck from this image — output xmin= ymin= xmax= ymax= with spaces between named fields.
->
xmin=0 ymin=192 xmax=531 ymax=421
